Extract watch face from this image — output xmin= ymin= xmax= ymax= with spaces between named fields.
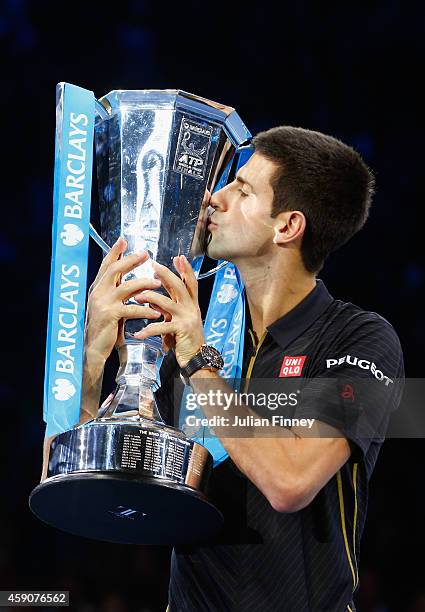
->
xmin=200 ymin=345 xmax=224 ymax=369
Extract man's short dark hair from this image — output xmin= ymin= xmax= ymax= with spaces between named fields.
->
xmin=252 ymin=126 xmax=375 ymax=273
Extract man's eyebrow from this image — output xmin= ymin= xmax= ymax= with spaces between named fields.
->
xmin=236 ymin=175 xmax=255 ymax=190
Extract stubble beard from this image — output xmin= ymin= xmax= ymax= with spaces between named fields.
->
xmin=206 ymin=231 xmax=229 ymax=261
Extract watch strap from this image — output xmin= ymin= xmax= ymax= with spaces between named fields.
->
xmin=180 ymin=344 xmax=223 ymax=384
xmin=180 ymin=353 xmax=210 ymax=382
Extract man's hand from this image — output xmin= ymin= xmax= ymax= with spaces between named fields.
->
xmin=84 ymin=236 xmax=163 ymax=363
xmin=133 ymin=255 xmax=205 ymax=367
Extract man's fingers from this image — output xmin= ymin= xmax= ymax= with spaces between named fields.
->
xmin=151 ymin=261 xmax=189 ymax=304
xmin=115 ymin=277 xmax=162 ymax=300
xmin=174 ymin=255 xmax=198 ymax=302
xmin=133 ymin=321 xmax=175 ymax=339
xmin=90 ymin=236 xmax=127 ymax=293
xmin=120 ymin=304 xmax=163 ymax=320
xmin=93 ymin=251 xmax=149 ymax=290
xmin=133 ymin=290 xmax=178 ymax=314
xmin=143 ymin=305 xmax=172 ymax=322
xmin=103 ymin=250 xmax=150 ymax=284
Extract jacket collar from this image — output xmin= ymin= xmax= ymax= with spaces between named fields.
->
xmin=259 ymin=279 xmax=334 ymax=351
xmin=267 ymin=279 xmax=334 ymax=348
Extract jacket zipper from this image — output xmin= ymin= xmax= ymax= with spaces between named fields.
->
xmin=243 ymin=329 xmax=267 ymax=393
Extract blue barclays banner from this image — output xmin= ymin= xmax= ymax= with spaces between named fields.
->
xmin=43 ymin=83 xmax=95 ymax=437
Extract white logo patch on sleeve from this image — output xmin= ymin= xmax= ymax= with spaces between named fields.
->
xmin=326 ymin=355 xmax=394 ymax=386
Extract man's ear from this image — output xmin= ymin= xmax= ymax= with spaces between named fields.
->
xmin=273 ymin=211 xmax=306 ymax=245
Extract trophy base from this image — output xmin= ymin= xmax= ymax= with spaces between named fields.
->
xmin=29 ymin=471 xmax=223 ymax=545
xmin=29 ymin=418 xmax=223 ymax=545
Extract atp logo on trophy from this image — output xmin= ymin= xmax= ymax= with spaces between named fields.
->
xmin=60 ymin=223 xmax=84 ymax=247
xmin=173 ymin=117 xmax=212 ymax=180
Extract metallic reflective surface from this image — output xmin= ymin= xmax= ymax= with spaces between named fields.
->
xmin=44 ymin=419 xmax=211 ymax=490
xmin=95 ymin=89 xmax=250 ymax=287
xmin=30 ymin=89 xmax=250 ymax=544
xmin=104 ymin=343 xmax=163 ymax=422
xmin=30 ymin=419 xmax=222 ymax=545
xmin=93 ymin=89 xmax=251 ymax=419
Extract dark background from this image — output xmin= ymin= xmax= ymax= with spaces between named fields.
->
xmin=1 ymin=1 xmax=424 ymax=610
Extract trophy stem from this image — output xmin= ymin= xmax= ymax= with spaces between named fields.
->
xmin=100 ymin=341 xmax=164 ymax=422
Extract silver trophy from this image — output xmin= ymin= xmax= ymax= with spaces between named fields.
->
xmin=29 ymin=89 xmax=251 ymax=544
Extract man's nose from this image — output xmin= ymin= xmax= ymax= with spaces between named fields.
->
xmin=210 ymin=185 xmax=229 ymax=211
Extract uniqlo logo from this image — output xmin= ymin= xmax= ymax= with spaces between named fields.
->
xmin=279 ymin=355 xmax=307 ymax=377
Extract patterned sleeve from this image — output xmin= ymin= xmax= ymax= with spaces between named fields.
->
xmin=293 ymin=315 xmax=404 ymax=461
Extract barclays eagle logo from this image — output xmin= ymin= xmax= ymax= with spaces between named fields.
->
xmin=217 ymin=283 xmax=238 ymax=304
xmin=52 ymin=378 xmax=76 ymax=401
xmin=60 ymin=224 xmax=84 ymax=247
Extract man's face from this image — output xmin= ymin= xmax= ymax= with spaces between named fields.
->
xmin=206 ymin=153 xmax=279 ymax=262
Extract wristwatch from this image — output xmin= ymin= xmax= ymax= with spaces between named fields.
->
xmin=180 ymin=344 xmax=224 ymax=385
